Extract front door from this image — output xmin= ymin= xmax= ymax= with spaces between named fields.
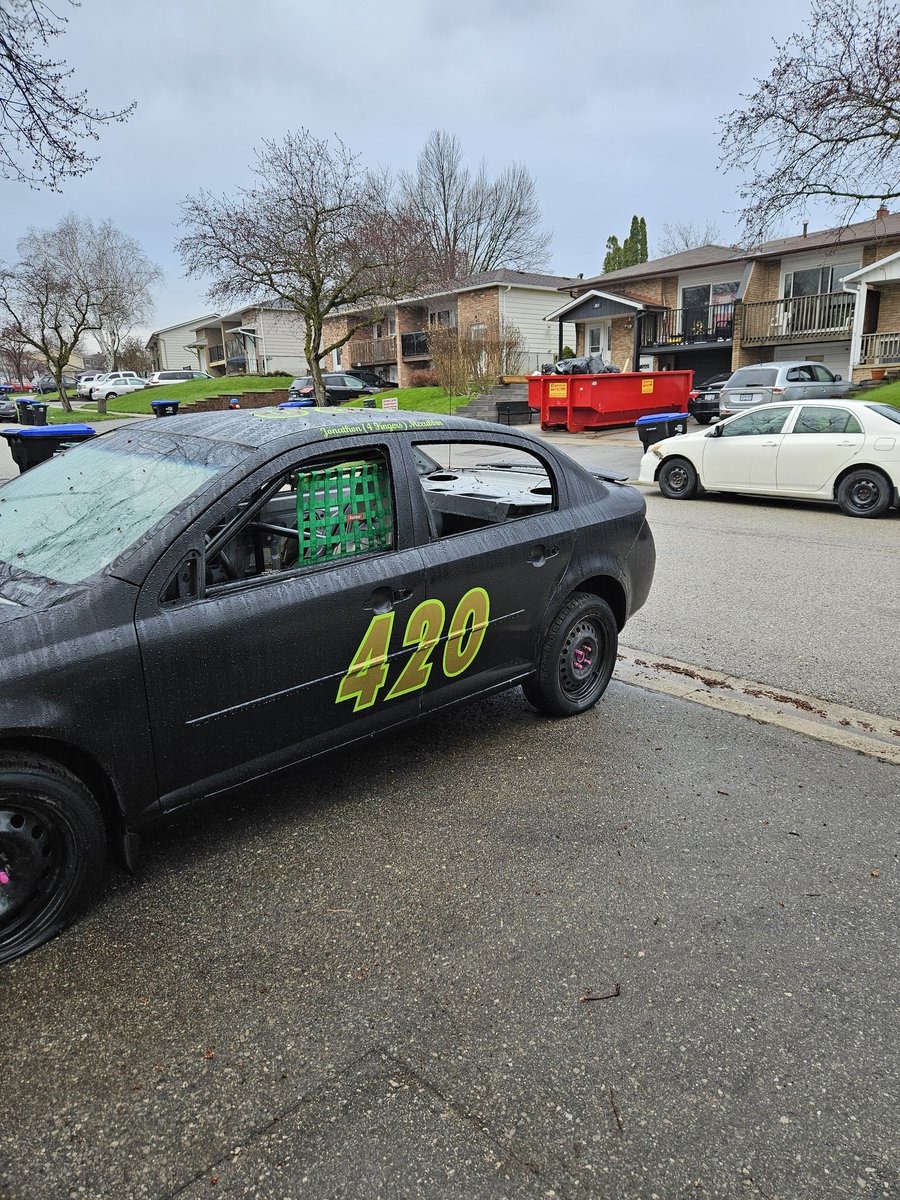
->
xmin=587 ymin=322 xmax=612 ymax=364
xmin=135 ymin=442 xmax=425 ymax=806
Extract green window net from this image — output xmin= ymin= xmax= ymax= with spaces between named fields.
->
xmin=296 ymin=459 xmax=393 ymax=562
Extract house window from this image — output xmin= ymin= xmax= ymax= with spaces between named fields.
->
xmin=387 ymin=317 xmax=396 ymax=337
xmin=429 ymin=310 xmax=452 ymax=328
xmin=681 ymin=282 xmax=738 ymax=340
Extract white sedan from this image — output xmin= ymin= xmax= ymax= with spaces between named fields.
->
xmin=639 ymin=400 xmax=900 ymax=518
xmin=93 ymin=377 xmax=149 ymax=400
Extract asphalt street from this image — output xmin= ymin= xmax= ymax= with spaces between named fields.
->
xmin=1 ymin=413 xmax=898 ymax=1199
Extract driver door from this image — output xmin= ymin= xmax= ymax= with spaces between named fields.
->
xmin=134 ymin=441 xmax=425 ymax=808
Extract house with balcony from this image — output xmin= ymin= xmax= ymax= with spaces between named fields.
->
xmin=545 ymin=208 xmax=900 ymax=385
xmin=322 ymin=270 xmax=578 ymax=387
xmin=146 ymin=313 xmax=220 ymax=372
xmin=187 ymin=304 xmax=310 ymax=377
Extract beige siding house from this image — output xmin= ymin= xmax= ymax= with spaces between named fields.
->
xmin=189 ymin=305 xmax=309 ymax=377
xmin=146 ymin=314 xmax=219 ymax=371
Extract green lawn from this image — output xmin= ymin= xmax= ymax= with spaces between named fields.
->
xmin=867 ymin=380 xmax=900 ymax=408
xmin=346 ymin=386 xmax=470 ymax=413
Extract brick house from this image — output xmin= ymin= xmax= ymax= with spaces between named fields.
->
xmin=546 ymin=209 xmax=900 ymax=384
xmin=322 ymin=270 xmax=578 ymax=387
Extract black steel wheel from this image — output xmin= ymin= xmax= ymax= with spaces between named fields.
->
xmin=836 ymin=468 xmax=891 ymax=518
xmin=658 ymin=457 xmax=699 ymax=500
xmin=523 ymin=592 xmax=618 ymax=717
xmin=0 ymin=755 xmax=106 ymax=965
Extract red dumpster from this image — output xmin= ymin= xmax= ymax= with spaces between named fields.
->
xmin=527 ymin=371 xmax=692 ymax=433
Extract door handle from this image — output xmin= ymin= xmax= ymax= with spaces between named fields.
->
xmin=762 ymin=440 xmax=779 ymax=446
xmin=530 ymin=544 xmax=559 ymax=567
xmin=836 ymin=440 xmax=855 ymax=447
xmin=364 ymin=585 xmax=413 ymax=614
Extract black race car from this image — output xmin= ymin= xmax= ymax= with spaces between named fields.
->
xmin=0 ymin=408 xmax=655 ymax=962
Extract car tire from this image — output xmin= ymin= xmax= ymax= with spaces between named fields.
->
xmin=658 ymin=457 xmax=699 ymax=499
xmin=694 ymin=415 xmax=713 ymax=426
xmin=0 ymin=754 xmax=107 ymax=965
xmin=105 ymin=392 xmax=117 ymax=400
xmin=522 ymin=592 xmax=618 ymax=717
xmin=836 ymin=468 xmax=892 ymax=518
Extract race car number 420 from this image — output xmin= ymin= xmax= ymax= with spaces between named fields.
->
xmin=336 ymin=587 xmax=490 ymax=712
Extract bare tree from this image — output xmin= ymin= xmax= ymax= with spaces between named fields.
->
xmin=655 ymin=220 xmax=723 ymax=257
xmin=0 ymin=0 xmax=135 ymax=189
xmin=720 ymin=0 xmax=900 ymax=244
xmin=178 ymin=130 xmax=425 ymax=407
xmin=0 ymin=213 xmax=145 ymax=412
xmin=0 ymin=322 xmax=42 ymax=383
xmin=90 ymin=221 xmax=162 ymax=372
xmin=116 ymin=335 xmax=154 ymax=376
xmin=400 ymin=130 xmax=551 ymax=283
xmin=428 ymin=317 xmax=526 ymax=398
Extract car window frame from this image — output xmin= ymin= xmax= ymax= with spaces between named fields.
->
xmin=719 ymin=406 xmax=794 ymax=437
xmin=151 ymin=436 xmax=417 ymax=609
xmin=396 ymin=430 xmax=567 ymax=546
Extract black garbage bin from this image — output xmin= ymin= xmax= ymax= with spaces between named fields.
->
xmin=15 ymin=399 xmax=34 ymax=423
xmin=150 ymin=399 xmax=181 ymax=417
xmin=635 ymin=411 xmax=689 ymax=450
xmin=27 ymin=401 xmax=49 ymax=427
xmin=0 ymin=424 xmax=97 ymax=473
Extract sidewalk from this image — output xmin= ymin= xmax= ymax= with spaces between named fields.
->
xmin=0 ymin=413 xmax=148 ymax=483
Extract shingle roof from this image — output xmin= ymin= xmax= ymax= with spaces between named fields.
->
xmin=572 ymin=210 xmax=900 ymax=292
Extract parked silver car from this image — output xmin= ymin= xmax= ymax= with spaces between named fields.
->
xmin=719 ymin=361 xmax=851 ymax=417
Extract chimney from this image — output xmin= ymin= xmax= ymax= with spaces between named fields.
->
xmin=876 ymin=204 xmax=889 ymax=219
xmin=802 ymin=221 xmax=808 ymax=238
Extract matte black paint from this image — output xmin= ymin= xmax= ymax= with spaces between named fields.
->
xmin=0 ymin=409 xmax=655 ymax=843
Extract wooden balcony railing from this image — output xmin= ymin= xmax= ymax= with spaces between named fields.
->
xmin=638 ymin=303 xmax=734 ymax=349
xmin=350 ymin=336 xmax=396 ymax=366
xmin=858 ymin=330 xmax=900 ymax=365
xmin=740 ymin=292 xmax=854 ymax=344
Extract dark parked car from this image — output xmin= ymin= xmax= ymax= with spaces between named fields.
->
xmin=0 ymin=396 xmax=17 ymax=421
xmin=687 ymin=372 xmax=731 ymax=424
xmin=0 ymin=408 xmax=655 ymax=962
xmin=348 ymin=368 xmax=396 ymax=389
xmin=32 ymin=374 xmax=78 ymax=394
xmin=288 ymin=373 xmax=380 ymax=405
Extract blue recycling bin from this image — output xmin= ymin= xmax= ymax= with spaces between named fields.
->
xmin=0 ymin=424 xmax=97 ymax=473
xmin=150 ymin=399 xmax=181 ymax=417
xmin=278 ymin=400 xmax=316 ymax=408
xmin=635 ymin=411 xmax=689 ymax=450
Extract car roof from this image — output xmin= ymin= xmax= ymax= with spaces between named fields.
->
xmin=729 ymin=399 xmax=873 ymax=411
xmin=96 ymin=407 xmax=501 ymax=452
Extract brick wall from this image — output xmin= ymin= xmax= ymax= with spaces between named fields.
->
xmin=395 ymin=303 xmax=428 ymax=386
xmin=182 ymin=389 xmax=289 ymax=413
xmin=862 ymin=239 xmax=900 ymax=267
xmin=610 ymin=317 xmax=634 ymax=370
xmin=456 ymin=288 xmax=500 ymax=333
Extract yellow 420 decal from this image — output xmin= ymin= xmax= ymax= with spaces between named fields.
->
xmin=336 ymin=587 xmax=490 ymax=712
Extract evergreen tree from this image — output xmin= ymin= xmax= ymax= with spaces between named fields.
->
xmin=603 ymin=216 xmax=650 ymax=272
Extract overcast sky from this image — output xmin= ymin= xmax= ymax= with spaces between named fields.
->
xmin=1 ymin=0 xmax=836 ymax=339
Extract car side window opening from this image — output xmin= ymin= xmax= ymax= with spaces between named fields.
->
xmin=792 ymin=407 xmax=862 ymax=435
xmin=202 ymin=449 xmax=395 ymax=591
xmin=412 ymin=440 xmax=556 ymax=539
xmin=720 ymin=408 xmax=792 ymax=437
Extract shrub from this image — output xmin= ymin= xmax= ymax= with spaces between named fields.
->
xmin=407 ymin=368 xmax=438 ymax=387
